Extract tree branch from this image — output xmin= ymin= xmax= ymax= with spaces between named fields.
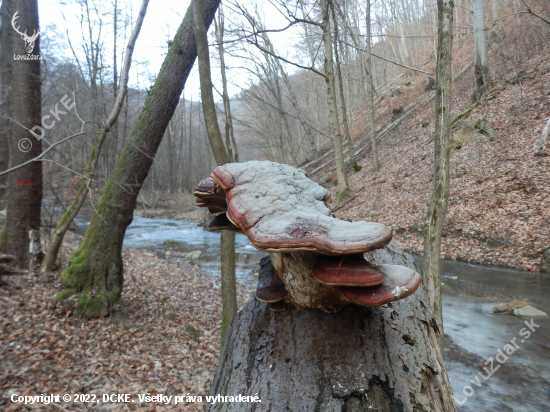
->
xmin=519 ymin=0 xmax=550 ymax=25
xmin=0 ymin=132 xmax=86 ymax=177
xmin=246 ymin=38 xmax=327 ymax=78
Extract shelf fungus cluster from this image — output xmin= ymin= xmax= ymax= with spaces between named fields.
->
xmin=193 ymin=161 xmax=421 ymax=313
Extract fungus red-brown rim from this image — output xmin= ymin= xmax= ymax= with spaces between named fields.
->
xmin=339 ymin=264 xmax=422 ymax=307
xmin=207 ymin=213 xmax=239 ymax=231
xmin=313 ymin=254 xmax=385 ymax=287
xmin=255 ymin=255 xmax=288 ymax=303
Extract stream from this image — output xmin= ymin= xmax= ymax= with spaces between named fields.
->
xmin=78 ymin=215 xmax=550 ymax=411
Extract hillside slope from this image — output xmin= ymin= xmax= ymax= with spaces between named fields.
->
xmin=317 ymin=37 xmax=549 ymax=273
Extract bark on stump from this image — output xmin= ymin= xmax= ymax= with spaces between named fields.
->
xmin=207 ymin=242 xmax=456 ymax=412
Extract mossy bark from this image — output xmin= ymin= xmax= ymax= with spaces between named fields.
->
xmin=423 ymin=0 xmax=454 ymax=353
xmin=220 ymin=230 xmax=237 ymax=346
xmin=192 ymin=0 xmax=237 ymax=346
xmin=55 ymin=0 xmax=221 ymax=318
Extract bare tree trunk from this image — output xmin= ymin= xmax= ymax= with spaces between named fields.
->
xmin=365 ymin=0 xmax=379 ymax=172
xmin=54 ymin=0 xmax=221 ymax=317
xmin=534 ymin=115 xmax=549 ymax=156
xmin=2 ymin=0 xmax=42 ymax=266
xmin=320 ymin=0 xmax=349 ymax=199
xmin=192 ymin=0 xmax=237 ymax=345
xmin=299 ymin=0 xmax=322 ymax=153
xmin=192 ymin=0 xmax=229 ymax=166
xmin=0 ymin=0 xmax=14 ymax=205
xmin=219 ymin=230 xmax=237 ymax=345
xmin=330 ymin=0 xmax=360 ymax=172
xmin=422 ymin=0 xmax=454 ymax=353
xmin=214 ymin=4 xmax=239 ymax=162
xmin=207 ymin=242 xmax=456 ymax=412
xmin=40 ymin=0 xmax=149 ymax=273
xmin=492 ymin=0 xmax=500 ymax=20
xmin=470 ymin=0 xmax=492 ymax=104
xmin=393 ymin=0 xmax=411 ymax=69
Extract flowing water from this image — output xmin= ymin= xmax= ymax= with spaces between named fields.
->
xmin=76 ymin=215 xmax=550 ymax=411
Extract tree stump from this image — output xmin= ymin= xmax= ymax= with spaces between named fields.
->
xmin=207 ymin=242 xmax=456 ymax=412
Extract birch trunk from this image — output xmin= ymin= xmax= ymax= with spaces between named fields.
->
xmin=422 ymin=0 xmax=454 ymax=353
xmin=470 ymin=0 xmax=492 ymax=103
xmin=534 ymin=115 xmax=549 ymax=156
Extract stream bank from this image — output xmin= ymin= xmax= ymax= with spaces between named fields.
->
xmin=123 ymin=215 xmax=550 ymax=412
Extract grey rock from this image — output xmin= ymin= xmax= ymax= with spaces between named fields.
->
xmin=513 ymin=305 xmax=548 ymax=318
xmin=183 ymin=250 xmax=202 ymax=260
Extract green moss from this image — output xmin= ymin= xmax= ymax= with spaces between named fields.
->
xmin=0 ymin=228 xmax=6 ymax=251
xmin=353 ymin=162 xmax=362 ymax=171
xmin=474 ymin=117 xmax=491 ymax=137
xmin=52 ymin=288 xmax=76 ymax=303
xmin=451 ymin=103 xmax=478 ymax=125
xmin=336 ymin=188 xmax=351 ymax=201
xmin=77 ymin=290 xmax=119 ymax=318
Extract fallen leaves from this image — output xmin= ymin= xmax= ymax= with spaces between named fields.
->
xmin=325 ymin=43 xmax=550 ymax=273
xmin=0 ymin=231 xmax=255 ymax=411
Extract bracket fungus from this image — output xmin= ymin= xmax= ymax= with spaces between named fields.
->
xmin=194 ymin=161 xmax=421 ymax=312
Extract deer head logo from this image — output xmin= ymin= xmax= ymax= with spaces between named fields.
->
xmin=11 ymin=11 xmax=40 ymax=54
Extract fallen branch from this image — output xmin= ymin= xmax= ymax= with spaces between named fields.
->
xmin=0 ymin=265 xmax=27 ymax=276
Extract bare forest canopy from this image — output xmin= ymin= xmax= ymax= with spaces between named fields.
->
xmin=0 ymin=0 xmax=548 ymax=269
xmin=1 ymin=0 xmax=547 ymax=194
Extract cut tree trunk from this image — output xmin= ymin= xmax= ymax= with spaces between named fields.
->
xmin=207 ymin=242 xmax=456 ymax=412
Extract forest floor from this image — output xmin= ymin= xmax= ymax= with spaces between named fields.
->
xmin=321 ymin=41 xmax=550 ymax=273
xmin=0 ymin=231 xmax=255 ymax=412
